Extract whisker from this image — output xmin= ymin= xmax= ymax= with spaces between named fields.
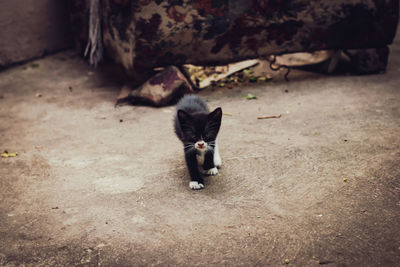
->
xmin=184 ymin=147 xmax=195 ymax=152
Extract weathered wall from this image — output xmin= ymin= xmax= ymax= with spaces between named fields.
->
xmin=0 ymin=0 xmax=73 ymax=67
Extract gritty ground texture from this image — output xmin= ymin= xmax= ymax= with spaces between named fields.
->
xmin=1 ymin=37 xmax=400 ymax=266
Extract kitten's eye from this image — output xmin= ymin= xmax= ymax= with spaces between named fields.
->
xmin=204 ymin=134 xmax=212 ymax=141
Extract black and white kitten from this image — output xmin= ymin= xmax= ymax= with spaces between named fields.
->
xmin=174 ymin=95 xmax=222 ymax=190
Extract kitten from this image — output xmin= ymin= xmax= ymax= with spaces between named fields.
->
xmin=174 ymin=95 xmax=222 ymax=190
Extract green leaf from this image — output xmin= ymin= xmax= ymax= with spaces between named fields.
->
xmin=30 ymin=63 xmax=39 ymax=68
xmin=246 ymin=93 xmax=257 ymax=100
xmin=249 ymin=76 xmax=258 ymax=82
xmin=243 ymin=68 xmax=253 ymax=76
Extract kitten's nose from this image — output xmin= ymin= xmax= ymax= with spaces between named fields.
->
xmin=198 ymin=141 xmax=205 ymax=148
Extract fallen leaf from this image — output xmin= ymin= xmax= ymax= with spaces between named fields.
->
xmin=1 ymin=151 xmax=18 ymax=158
xmin=217 ymin=82 xmax=225 ymax=87
xmin=30 ymin=63 xmax=39 ymax=68
xmin=246 ymin=93 xmax=257 ymax=100
xmin=243 ymin=68 xmax=253 ymax=75
xmin=249 ymin=76 xmax=259 ymax=83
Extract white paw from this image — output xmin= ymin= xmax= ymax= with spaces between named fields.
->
xmin=203 ymin=167 xmax=218 ymax=176
xmin=189 ymin=181 xmax=204 ymax=190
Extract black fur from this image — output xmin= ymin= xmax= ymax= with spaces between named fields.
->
xmin=174 ymin=95 xmax=222 ymax=189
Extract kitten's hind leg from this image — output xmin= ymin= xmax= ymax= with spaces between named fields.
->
xmin=214 ymin=142 xmax=222 ymax=168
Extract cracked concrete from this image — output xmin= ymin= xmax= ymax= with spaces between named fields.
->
xmin=1 ymin=34 xmax=400 ymax=265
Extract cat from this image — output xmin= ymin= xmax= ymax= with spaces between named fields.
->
xmin=174 ymin=95 xmax=222 ymax=190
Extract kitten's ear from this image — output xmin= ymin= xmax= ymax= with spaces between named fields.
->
xmin=206 ymin=107 xmax=222 ymax=136
xmin=208 ymin=107 xmax=222 ymax=122
xmin=177 ymin=109 xmax=192 ymax=124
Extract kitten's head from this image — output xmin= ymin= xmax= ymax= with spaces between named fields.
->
xmin=177 ymin=107 xmax=222 ymax=152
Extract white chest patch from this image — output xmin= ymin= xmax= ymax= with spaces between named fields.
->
xmin=196 ymin=151 xmax=205 ymax=166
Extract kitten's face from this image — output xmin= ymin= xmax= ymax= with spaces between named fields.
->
xmin=177 ymin=107 xmax=222 ymax=152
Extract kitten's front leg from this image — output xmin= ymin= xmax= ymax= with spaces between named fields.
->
xmin=202 ymin=150 xmax=218 ymax=176
xmin=185 ymin=150 xmax=204 ymax=190
xmin=213 ymin=142 xmax=222 ymax=168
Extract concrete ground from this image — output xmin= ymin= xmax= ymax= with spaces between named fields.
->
xmin=1 ymin=35 xmax=400 ymax=266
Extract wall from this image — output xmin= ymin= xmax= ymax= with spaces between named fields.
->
xmin=0 ymin=0 xmax=73 ymax=67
